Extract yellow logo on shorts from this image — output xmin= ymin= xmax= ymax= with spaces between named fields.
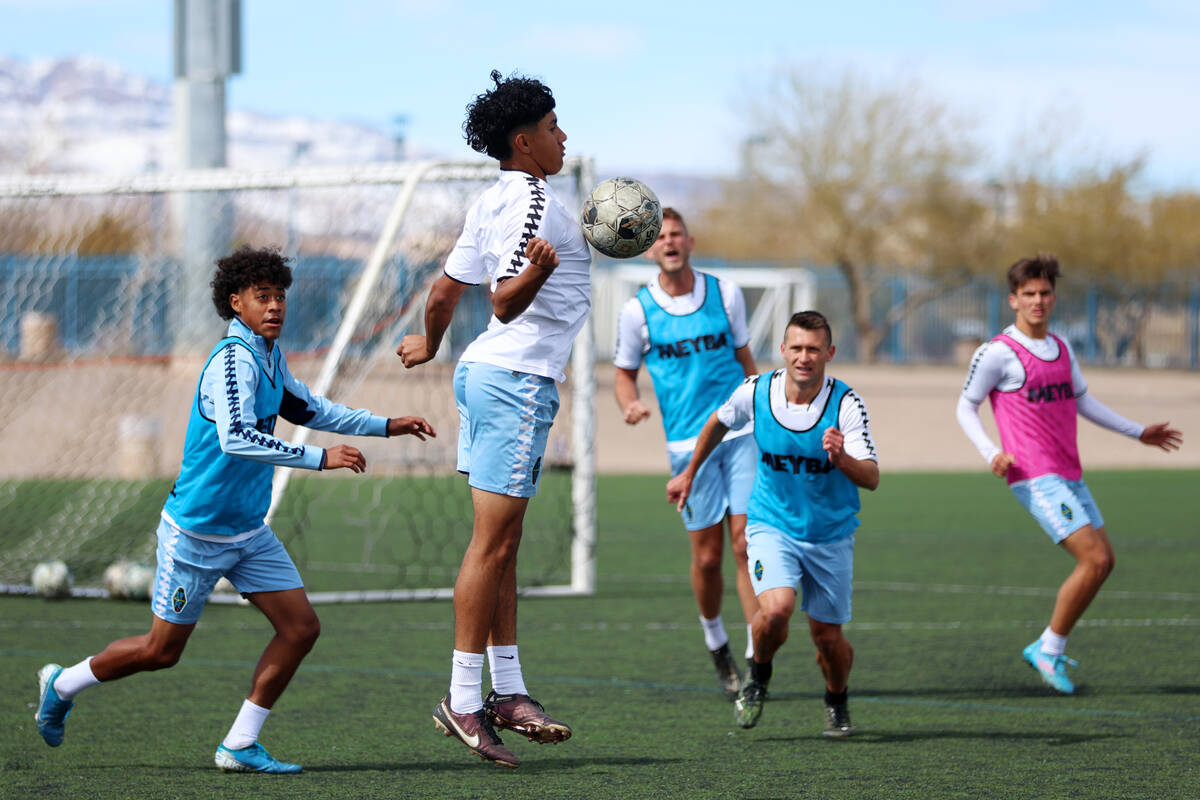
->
xmin=1060 ymin=503 xmax=1073 ymax=520
xmin=754 ymin=560 xmax=763 ymax=581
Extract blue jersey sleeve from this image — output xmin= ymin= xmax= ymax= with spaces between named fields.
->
xmin=202 ymin=345 xmax=325 ymax=470
xmin=278 ymin=354 xmax=389 ymax=437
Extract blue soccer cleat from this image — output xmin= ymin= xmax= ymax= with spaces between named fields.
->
xmin=35 ymin=663 xmax=73 ymax=747
xmin=1022 ymin=639 xmax=1078 ymax=694
xmin=214 ymin=742 xmax=302 ymax=774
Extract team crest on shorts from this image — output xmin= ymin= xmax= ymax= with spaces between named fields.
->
xmin=172 ymin=586 xmax=187 ymax=614
xmin=1060 ymin=503 xmax=1073 ymax=521
xmin=532 ymin=457 xmax=541 ymax=486
xmin=684 ymin=502 xmax=692 ymax=522
xmin=754 ymin=560 xmax=763 ymax=581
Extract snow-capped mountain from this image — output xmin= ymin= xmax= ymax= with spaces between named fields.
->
xmin=0 ymin=55 xmax=398 ymax=175
xmin=0 ymin=55 xmax=719 ymax=216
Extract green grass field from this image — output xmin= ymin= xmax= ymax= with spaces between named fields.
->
xmin=2 ymin=470 xmax=1198 ymax=799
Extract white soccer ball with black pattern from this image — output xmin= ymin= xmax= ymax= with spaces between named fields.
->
xmin=31 ymin=559 xmax=73 ymax=599
xmin=580 ymin=177 xmax=663 ymax=259
xmin=121 ymin=562 xmax=155 ymax=600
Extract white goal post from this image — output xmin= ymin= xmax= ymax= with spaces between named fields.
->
xmin=0 ymin=157 xmax=597 ymax=602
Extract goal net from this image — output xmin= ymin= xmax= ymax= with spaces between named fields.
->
xmin=0 ymin=158 xmax=597 ymax=602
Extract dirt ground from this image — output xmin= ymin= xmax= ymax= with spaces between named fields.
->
xmin=591 ymin=362 xmax=1200 ymax=475
xmin=2 ymin=358 xmax=1196 ymax=480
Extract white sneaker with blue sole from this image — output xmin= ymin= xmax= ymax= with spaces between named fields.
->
xmin=214 ymin=742 xmax=302 ymax=774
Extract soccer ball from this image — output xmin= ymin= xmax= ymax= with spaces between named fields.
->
xmin=103 ymin=560 xmax=154 ymax=600
xmin=103 ymin=559 xmax=132 ymax=598
xmin=122 ymin=562 xmax=155 ymax=600
xmin=31 ymin=560 xmax=73 ymax=599
xmin=580 ymin=177 xmax=662 ymax=259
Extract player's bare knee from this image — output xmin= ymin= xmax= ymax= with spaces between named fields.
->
xmin=692 ymin=550 xmax=723 ymax=575
xmin=1092 ymin=551 xmax=1115 ymax=581
xmin=142 ymin=641 xmax=185 ymax=670
xmin=729 ymin=537 xmax=749 ymax=563
xmin=760 ymin=607 xmax=792 ymax=638
xmin=282 ymin=614 xmax=321 ymax=650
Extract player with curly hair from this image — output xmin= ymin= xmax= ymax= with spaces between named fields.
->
xmin=35 ymin=246 xmax=436 ymax=773
xmin=398 ymin=70 xmax=589 ymax=768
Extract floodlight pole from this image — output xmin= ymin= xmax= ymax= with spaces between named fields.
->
xmin=172 ymin=0 xmax=241 ymax=355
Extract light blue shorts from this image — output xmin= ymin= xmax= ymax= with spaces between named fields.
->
xmin=151 ymin=518 xmax=303 ymax=625
xmin=668 ymin=434 xmax=757 ymax=531
xmin=1010 ymin=474 xmax=1104 ymax=544
xmin=454 ymin=361 xmax=559 ymax=498
xmin=745 ymin=521 xmax=854 ymax=625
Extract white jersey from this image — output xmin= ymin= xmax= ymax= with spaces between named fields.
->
xmin=717 ymin=373 xmax=878 ymax=463
xmin=956 ymin=324 xmax=1143 ymax=464
xmin=612 ymin=273 xmax=750 ymax=370
xmin=446 ymin=170 xmax=592 ymax=382
xmin=961 ymin=325 xmax=1088 ymax=403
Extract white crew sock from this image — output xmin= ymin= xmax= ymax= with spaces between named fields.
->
xmin=700 ymin=614 xmax=729 ymax=652
xmin=222 ymin=699 xmax=270 ymax=750
xmin=53 ymin=656 xmax=101 ymax=700
xmin=1040 ymin=627 xmax=1068 ymax=657
xmin=487 ymin=645 xmax=529 ymax=697
xmin=448 ymin=650 xmax=485 ymax=714
xmin=745 ymin=623 xmax=755 ymax=660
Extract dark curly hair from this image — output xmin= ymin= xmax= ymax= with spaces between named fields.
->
xmin=210 ymin=246 xmax=293 ymax=320
xmin=462 ymin=70 xmax=555 ymax=160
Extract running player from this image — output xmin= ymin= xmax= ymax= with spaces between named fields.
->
xmin=957 ymin=253 xmax=1182 ymax=694
xmin=613 ymin=207 xmax=758 ymax=698
xmin=668 ymin=311 xmax=878 ymax=735
xmin=397 ymin=70 xmax=589 ymax=768
xmin=34 ymin=246 xmax=435 ymax=773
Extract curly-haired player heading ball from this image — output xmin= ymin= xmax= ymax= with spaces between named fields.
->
xmin=398 ymin=71 xmax=591 ymax=768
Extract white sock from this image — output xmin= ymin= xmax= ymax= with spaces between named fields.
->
xmin=448 ymin=650 xmax=485 ymax=714
xmin=222 ymin=699 xmax=270 ymax=750
xmin=53 ymin=656 xmax=101 ymax=700
xmin=745 ymin=623 xmax=755 ymax=660
xmin=700 ymin=614 xmax=729 ymax=652
xmin=487 ymin=645 xmax=529 ymax=696
xmin=1040 ymin=627 xmax=1068 ymax=657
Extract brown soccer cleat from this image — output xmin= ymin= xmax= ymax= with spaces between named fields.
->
xmin=484 ymin=691 xmax=573 ymax=744
xmin=432 ymin=694 xmax=520 ymax=768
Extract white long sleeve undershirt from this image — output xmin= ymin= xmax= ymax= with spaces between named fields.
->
xmin=956 ymin=392 xmax=1144 ymax=466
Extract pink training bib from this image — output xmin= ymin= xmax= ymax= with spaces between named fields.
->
xmin=988 ymin=333 xmax=1081 ymax=484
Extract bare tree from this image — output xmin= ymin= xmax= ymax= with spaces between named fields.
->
xmin=698 ymin=66 xmax=995 ymax=361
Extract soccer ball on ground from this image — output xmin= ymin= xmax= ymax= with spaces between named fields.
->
xmin=122 ymin=562 xmax=155 ymax=600
xmin=31 ymin=560 xmax=73 ymax=599
xmin=103 ymin=559 xmax=132 ymax=598
xmin=580 ymin=177 xmax=662 ymax=259
xmin=103 ymin=560 xmax=155 ymax=600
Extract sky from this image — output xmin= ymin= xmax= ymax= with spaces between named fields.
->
xmin=2 ymin=0 xmax=1199 ymax=189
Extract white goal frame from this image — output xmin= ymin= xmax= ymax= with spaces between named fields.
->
xmin=0 ymin=157 xmax=597 ymax=602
